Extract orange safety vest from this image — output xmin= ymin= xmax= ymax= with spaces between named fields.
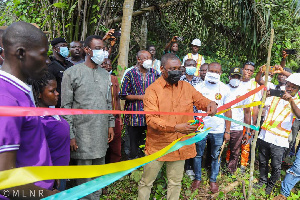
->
xmin=187 ymin=53 xmax=202 ymax=77
xmin=261 ymin=97 xmax=300 ymax=138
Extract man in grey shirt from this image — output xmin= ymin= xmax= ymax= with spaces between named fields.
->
xmin=61 ymin=35 xmax=114 ymax=200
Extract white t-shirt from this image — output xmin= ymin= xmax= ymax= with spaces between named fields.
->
xmin=240 ymin=79 xmax=261 ymax=101
xmin=227 ymin=84 xmax=251 ymax=131
xmin=182 ymin=53 xmax=205 ymax=65
xmin=194 ymin=81 xmax=231 ymax=133
xmin=268 ymin=82 xmax=285 ymax=90
xmin=258 ymin=97 xmax=295 ymax=148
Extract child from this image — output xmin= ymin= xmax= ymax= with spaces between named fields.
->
xmin=29 ymin=71 xmax=70 ymax=191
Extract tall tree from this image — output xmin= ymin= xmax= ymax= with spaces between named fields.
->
xmin=117 ymin=0 xmax=135 ymax=80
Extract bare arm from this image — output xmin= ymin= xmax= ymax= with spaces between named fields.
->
xmin=124 ymin=95 xmax=144 ymax=101
xmin=164 ymin=36 xmax=177 ymax=52
xmin=255 ymin=66 xmax=265 ymax=86
xmin=244 ymin=107 xmax=251 ymax=132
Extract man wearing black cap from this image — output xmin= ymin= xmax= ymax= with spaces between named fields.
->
xmin=225 ymin=67 xmax=251 ymax=174
xmin=48 ymin=37 xmax=73 ymax=108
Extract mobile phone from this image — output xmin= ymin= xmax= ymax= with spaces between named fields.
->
xmin=176 ymin=36 xmax=184 ymax=41
xmin=262 ymin=65 xmax=275 ymax=73
xmin=112 ymin=30 xmax=121 ymax=37
xmin=285 ymin=49 xmax=297 ymax=55
xmin=269 ymin=89 xmax=285 ymax=97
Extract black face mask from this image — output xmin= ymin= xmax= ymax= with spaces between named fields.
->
xmin=166 ymin=70 xmax=182 ymax=84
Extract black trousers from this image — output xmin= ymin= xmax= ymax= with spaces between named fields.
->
xmin=258 ymin=139 xmax=286 ymax=187
xmin=127 ymin=126 xmax=146 ymax=159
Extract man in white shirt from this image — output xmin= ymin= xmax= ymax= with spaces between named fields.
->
xmin=257 ymin=73 xmax=300 ymax=195
xmin=182 ymin=39 xmax=205 ymax=77
xmin=225 ymin=67 xmax=251 ymax=174
xmin=239 ymin=61 xmax=260 ymax=172
xmin=192 ymin=62 xmax=232 ymax=193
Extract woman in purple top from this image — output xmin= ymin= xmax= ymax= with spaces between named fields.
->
xmin=29 ymin=71 xmax=70 ymax=191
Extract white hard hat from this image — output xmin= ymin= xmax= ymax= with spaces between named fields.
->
xmin=191 ymin=39 xmax=201 ymax=47
xmin=286 ymin=73 xmax=300 ymax=87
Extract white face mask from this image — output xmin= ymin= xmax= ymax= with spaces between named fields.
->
xmin=229 ymin=78 xmax=241 ymax=87
xmin=262 ymin=76 xmax=272 ymax=82
xmin=142 ymin=59 xmax=153 ymax=69
xmin=205 ymin=72 xmax=220 ymax=84
xmin=90 ymin=49 xmax=105 ymax=65
xmin=104 ymin=50 xmax=109 ymax=59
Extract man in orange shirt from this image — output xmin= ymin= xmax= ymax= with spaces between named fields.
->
xmin=138 ymin=53 xmax=217 ymax=200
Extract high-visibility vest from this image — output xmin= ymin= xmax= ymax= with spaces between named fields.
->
xmin=261 ymin=97 xmax=300 ymax=138
xmin=187 ymin=53 xmax=202 ymax=77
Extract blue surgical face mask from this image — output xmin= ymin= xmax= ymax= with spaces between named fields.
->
xmin=185 ymin=67 xmax=197 ymax=75
xmin=59 ymin=47 xmax=69 ymax=58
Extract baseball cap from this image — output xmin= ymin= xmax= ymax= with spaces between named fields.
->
xmin=230 ymin=67 xmax=242 ymax=76
xmin=51 ymin=37 xmax=67 ymax=46
xmin=286 ymin=73 xmax=300 ymax=87
xmin=191 ymin=39 xmax=201 ymax=47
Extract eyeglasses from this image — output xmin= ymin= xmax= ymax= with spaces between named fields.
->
xmin=244 ymin=61 xmax=255 ymax=67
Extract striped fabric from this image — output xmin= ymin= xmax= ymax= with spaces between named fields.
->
xmin=119 ymin=66 xmax=160 ymax=126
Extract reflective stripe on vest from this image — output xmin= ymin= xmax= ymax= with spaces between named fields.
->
xmin=187 ymin=53 xmax=202 ymax=77
xmin=261 ymin=97 xmax=300 ymax=138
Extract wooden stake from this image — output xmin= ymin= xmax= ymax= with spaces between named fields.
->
xmin=218 ymin=141 xmax=226 ymax=163
xmin=247 ymin=29 xmax=274 ymax=198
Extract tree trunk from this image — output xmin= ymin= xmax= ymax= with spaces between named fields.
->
xmin=117 ymin=0 xmax=135 ymax=80
xmin=80 ymin=0 xmax=88 ymax=41
xmin=139 ymin=1 xmax=147 ymax=49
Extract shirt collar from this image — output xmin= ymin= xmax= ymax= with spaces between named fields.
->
xmin=158 ymin=76 xmax=179 ymax=88
xmin=41 ymin=106 xmax=61 ymax=120
xmin=0 ymin=70 xmax=31 ymax=94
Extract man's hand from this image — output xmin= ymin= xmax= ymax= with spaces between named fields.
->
xmin=273 ymin=65 xmax=284 ymax=74
xmin=282 ymin=50 xmax=288 ymax=59
xmin=224 ymin=132 xmax=230 ymax=142
xmin=110 ymin=36 xmax=117 ymax=47
xmin=45 ymin=189 xmax=60 ymax=197
xmin=206 ymin=101 xmax=218 ymax=116
xmin=108 ymin=127 xmax=114 ymax=143
xmin=281 ymin=91 xmax=293 ymax=102
xmin=70 ymin=138 xmax=78 ymax=152
xmin=175 ymin=123 xmax=198 ymax=134
xmin=103 ymin=29 xmax=115 ymax=41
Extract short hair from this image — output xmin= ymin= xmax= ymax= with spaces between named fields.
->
xmin=84 ymin=35 xmax=102 ymax=48
xmin=2 ymin=21 xmax=47 ymax=57
xmin=161 ymin=53 xmax=180 ymax=66
xmin=184 ymin=59 xmax=196 ymax=66
xmin=243 ymin=61 xmax=255 ymax=68
xmin=283 ymin=67 xmax=293 ymax=73
xmin=27 ymin=71 xmax=56 ymax=107
xmin=137 ymin=50 xmax=149 ymax=59
xmin=147 ymin=44 xmax=155 ymax=50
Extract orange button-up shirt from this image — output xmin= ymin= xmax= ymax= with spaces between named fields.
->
xmin=144 ymin=77 xmax=212 ymax=161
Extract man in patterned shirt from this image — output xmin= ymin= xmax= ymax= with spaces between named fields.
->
xmin=119 ymin=50 xmax=160 ymax=159
xmin=180 ymin=59 xmax=203 ymax=86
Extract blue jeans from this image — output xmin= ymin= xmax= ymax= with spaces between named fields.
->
xmin=193 ymin=133 xmax=224 ymax=182
xmin=281 ymin=148 xmax=300 ymax=197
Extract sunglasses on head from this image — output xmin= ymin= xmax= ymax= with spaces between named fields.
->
xmin=244 ymin=61 xmax=255 ymax=67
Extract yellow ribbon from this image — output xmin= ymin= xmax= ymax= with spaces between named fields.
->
xmin=216 ymin=101 xmax=262 ymax=115
xmin=0 ymin=130 xmax=209 ymax=190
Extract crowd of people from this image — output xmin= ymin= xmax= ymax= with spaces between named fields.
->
xmin=0 ymin=21 xmax=300 ymax=200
